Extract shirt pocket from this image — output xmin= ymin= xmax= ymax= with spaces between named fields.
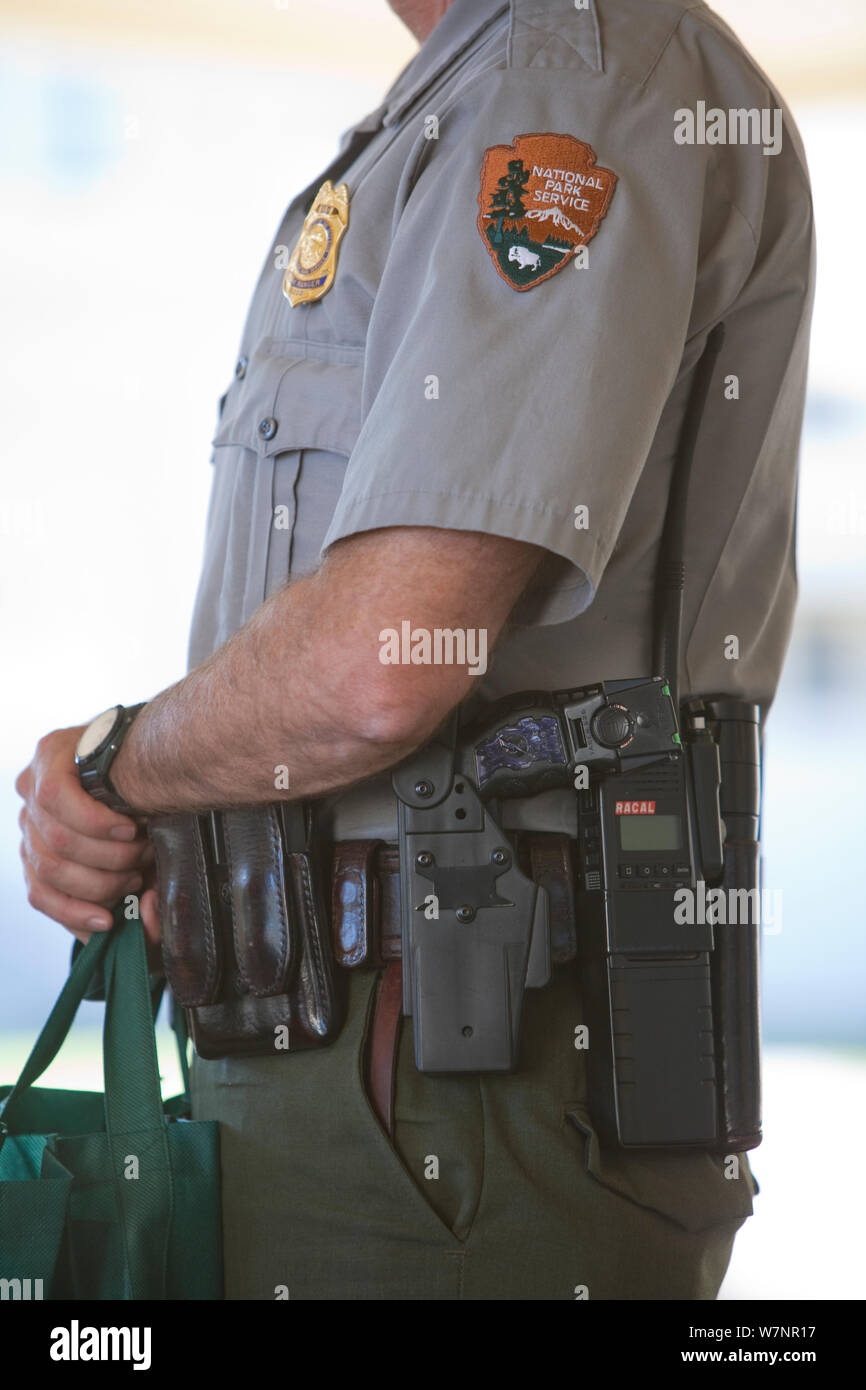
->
xmin=564 ymin=1104 xmax=757 ymax=1234
xmin=213 ymin=349 xmax=364 ymax=462
xmin=201 ymin=349 xmax=365 ymax=636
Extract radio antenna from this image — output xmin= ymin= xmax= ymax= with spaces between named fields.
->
xmin=653 ymin=322 xmax=725 ymax=710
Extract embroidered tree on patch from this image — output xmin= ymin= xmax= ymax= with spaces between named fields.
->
xmin=488 ymin=159 xmax=529 ymax=243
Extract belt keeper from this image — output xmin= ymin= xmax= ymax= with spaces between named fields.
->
xmin=331 ymin=839 xmax=383 ymax=968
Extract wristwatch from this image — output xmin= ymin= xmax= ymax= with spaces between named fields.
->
xmin=75 ymin=703 xmax=147 ymax=814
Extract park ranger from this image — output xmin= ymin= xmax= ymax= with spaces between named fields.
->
xmin=16 ymin=0 xmax=815 ymax=1299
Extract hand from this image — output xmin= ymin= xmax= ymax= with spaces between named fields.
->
xmin=16 ymin=725 xmax=159 ymax=948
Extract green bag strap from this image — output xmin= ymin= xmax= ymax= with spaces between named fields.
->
xmin=102 ymin=915 xmax=170 ymax=1137
xmin=68 ymin=923 xmax=189 ymax=1100
xmin=0 ymin=927 xmax=113 ymax=1128
xmin=101 ymin=913 xmax=175 ymax=1298
xmin=2 ymin=911 xmax=176 ymax=1298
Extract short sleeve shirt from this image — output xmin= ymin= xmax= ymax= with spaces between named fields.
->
xmin=187 ymin=0 xmax=815 ymax=839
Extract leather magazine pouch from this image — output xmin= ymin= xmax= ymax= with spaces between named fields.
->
xmin=150 ymin=803 xmax=346 ymax=1060
xmin=149 ymin=812 xmax=224 ymax=1007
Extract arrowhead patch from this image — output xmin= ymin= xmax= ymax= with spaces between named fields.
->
xmin=477 ymin=133 xmax=617 ymax=291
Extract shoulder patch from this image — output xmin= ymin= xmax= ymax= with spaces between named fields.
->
xmin=477 ymin=133 xmax=617 ymax=291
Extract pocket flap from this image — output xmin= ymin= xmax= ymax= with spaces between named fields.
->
xmin=212 ymin=349 xmax=363 ymax=459
xmin=566 ymin=1106 xmax=757 ymax=1233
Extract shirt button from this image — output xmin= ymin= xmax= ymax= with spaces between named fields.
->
xmin=235 ymin=356 xmax=248 ymax=380
xmin=257 ymin=416 xmax=278 ymax=441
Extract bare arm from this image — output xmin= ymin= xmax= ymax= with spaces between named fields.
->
xmin=18 ymin=525 xmax=543 ymax=940
xmin=111 ymin=526 xmax=543 ymax=812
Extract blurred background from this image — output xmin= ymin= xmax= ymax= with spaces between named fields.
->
xmin=0 ymin=0 xmax=864 ymax=1300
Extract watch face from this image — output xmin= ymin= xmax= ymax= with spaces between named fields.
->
xmin=76 ymin=707 xmax=121 ymax=762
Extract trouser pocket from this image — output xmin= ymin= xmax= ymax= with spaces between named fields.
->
xmin=565 ymin=1105 xmax=758 ymax=1233
xmin=557 ymin=1104 xmax=757 ymax=1299
xmin=387 ymin=1010 xmax=486 ymax=1244
xmin=359 ymin=967 xmax=483 ymax=1246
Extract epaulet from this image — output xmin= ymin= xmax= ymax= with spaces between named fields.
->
xmin=509 ymin=0 xmax=704 ymax=88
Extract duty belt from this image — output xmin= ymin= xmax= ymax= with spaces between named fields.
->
xmin=151 ymin=815 xmax=578 ymax=1063
xmin=149 ymin=683 xmax=763 ymax=1155
xmin=151 ymin=815 xmax=578 ymax=1138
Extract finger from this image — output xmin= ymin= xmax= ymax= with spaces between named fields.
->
xmin=22 ymin=870 xmax=117 ymax=935
xmin=14 ymin=765 xmax=33 ymax=800
xmin=21 ymin=820 xmax=144 ymax=908
xmin=22 ymin=802 xmax=154 ymax=874
xmin=34 ymin=765 xmax=139 ymax=842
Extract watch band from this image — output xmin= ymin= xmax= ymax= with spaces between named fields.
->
xmin=77 ymin=702 xmax=147 ymax=814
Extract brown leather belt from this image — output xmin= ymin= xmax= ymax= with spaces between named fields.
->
xmin=331 ymin=834 xmax=578 ymax=1138
xmin=330 ymin=834 xmax=578 ymax=970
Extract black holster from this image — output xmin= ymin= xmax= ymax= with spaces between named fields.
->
xmin=150 ymin=801 xmax=345 ymax=1059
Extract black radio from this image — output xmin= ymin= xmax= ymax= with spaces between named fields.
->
xmin=585 ymin=762 xmax=692 ymax=895
xmin=460 ymin=678 xmax=732 ymax=1147
xmin=576 ymin=726 xmax=724 ymax=1148
xmin=576 ymin=699 xmax=761 ymax=1152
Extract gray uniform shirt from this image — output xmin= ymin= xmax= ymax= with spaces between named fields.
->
xmin=187 ymin=0 xmax=815 ymax=840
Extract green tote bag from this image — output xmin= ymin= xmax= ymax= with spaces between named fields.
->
xmin=0 ymin=912 xmax=222 ymax=1299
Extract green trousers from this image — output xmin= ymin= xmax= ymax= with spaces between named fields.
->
xmin=190 ymin=963 xmax=755 ymax=1300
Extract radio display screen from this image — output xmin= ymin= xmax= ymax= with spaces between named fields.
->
xmin=618 ymin=813 xmax=682 ymax=852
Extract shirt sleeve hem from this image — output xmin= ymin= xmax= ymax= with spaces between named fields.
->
xmin=320 ymin=487 xmax=609 ymax=625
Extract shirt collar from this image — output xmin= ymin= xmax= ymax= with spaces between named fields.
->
xmin=381 ymin=0 xmax=509 ymax=128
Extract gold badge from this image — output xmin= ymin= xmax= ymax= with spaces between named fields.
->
xmin=282 ymin=180 xmax=349 ymax=306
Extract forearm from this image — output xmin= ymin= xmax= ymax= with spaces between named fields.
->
xmin=111 ymin=578 xmax=424 ymax=814
xmin=109 ymin=527 xmax=542 ymax=816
